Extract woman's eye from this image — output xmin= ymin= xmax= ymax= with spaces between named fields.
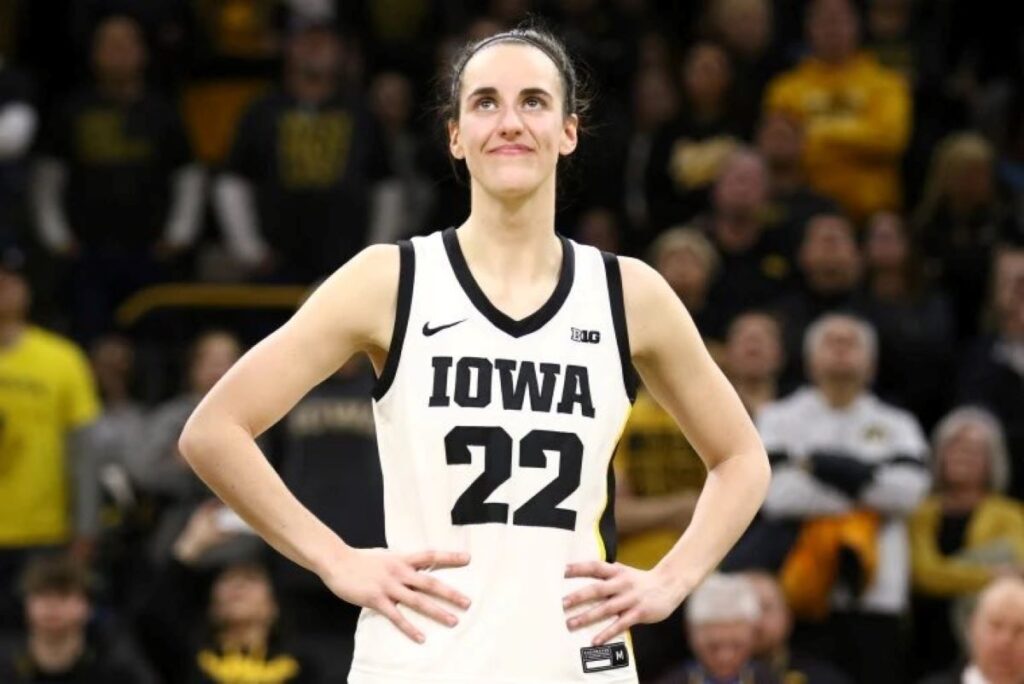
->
xmin=476 ymin=97 xmax=497 ymax=110
xmin=524 ymin=97 xmax=543 ymax=109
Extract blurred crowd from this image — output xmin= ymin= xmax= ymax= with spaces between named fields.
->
xmin=0 ymin=0 xmax=1022 ymax=682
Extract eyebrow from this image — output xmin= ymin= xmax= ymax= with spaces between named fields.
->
xmin=465 ymin=86 xmax=554 ymax=101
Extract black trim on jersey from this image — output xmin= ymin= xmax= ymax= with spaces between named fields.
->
xmin=442 ymin=227 xmax=574 ymax=338
xmin=598 ymin=454 xmax=618 ymax=562
xmin=601 ymin=252 xmax=639 ymax=403
xmin=372 ymin=240 xmax=415 ymax=401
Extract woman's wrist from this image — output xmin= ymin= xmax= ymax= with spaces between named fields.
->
xmin=651 ymin=554 xmax=703 ymax=605
xmin=309 ymin=536 xmax=355 ymax=579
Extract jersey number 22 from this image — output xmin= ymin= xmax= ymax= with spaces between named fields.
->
xmin=445 ymin=426 xmax=582 ymax=531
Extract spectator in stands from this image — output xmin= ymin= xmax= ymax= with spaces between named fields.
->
xmin=914 ymin=132 xmax=1020 ymax=342
xmin=270 ymin=356 xmax=384 ymax=683
xmin=698 ymin=148 xmax=795 ymax=326
xmin=215 ymin=19 xmax=391 ymax=283
xmin=656 ymin=573 xmax=774 ymax=684
xmin=647 ymin=40 xmax=742 ymax=231
xmin=73 ymin=335 xmax=145 ymax=569
xmin=648 ymin=226 xmax=725 ymax=341
xmin=918 ymin=576 xmax=1024 ymax=684
xmin=88 ymin=335 xmax=142 ymax=470
xmin=755 ymin=112 xmax=839 ymax=255
xmin=0 ymin=60 xmax=36 ymax=248
xmin=863 ymin=0 xmax=917 ymax=80
xmin=0 ymin=246 xmax=100 ymax=627
xmin=621 ymin=66 xmax=680 ymax=242
xmin=910 ymin=407 xmax=1024 ymax=678
xmin=764 ymin=0 xmax=911 ymax=222
xmin=774 ymin=212 xmax=865 ymax=386
xmin=0 ymin=555 xmax=146 ymax=682
xmin=722 ymin=311 xmax=784 ymax=416
xmin=759 ymin=313 xmax=931 ymax=684
xmin=138 ymin=502 xmax=317 ymax=683
xmin=860 ymin=211 xmax=955 ymax=428
xmin=742 ymin=570 xmax=854 ymax=683
xmin=705 ymin=0 xmax=787 ymax=137
xmin=366 ymin=71 xmax=433 ymax=244
xmin=31 ymin=14 xmax=203 ymax=343
xmin=959 ymin=244 xmax=1024 ymax=499
xmin=133 ymin=330 xmax=246 ymax=562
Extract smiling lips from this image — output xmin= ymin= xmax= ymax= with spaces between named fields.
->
xmin=489 ymin=144 xmax=533 ymax=155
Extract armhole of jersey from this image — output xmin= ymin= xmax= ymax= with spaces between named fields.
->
xmin=601 ymin=252 xmax=639 ymax=404
xmin=372 ymin=240 xmax=415 ymax=401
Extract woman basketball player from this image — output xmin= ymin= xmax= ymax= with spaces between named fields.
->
xmin=179 ymin=26 xmax=770 ymax=683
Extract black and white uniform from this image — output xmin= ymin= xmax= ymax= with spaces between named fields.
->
xmin=349 ymin=228 xmax=640 ymax=683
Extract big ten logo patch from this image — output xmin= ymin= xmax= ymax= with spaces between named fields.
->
xmin=571 ymin=328 xmax=600 ymax=344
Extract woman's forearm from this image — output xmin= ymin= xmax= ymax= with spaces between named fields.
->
xmin=653 ymin=449 xmax=770 ymax=597
xmin=178 ymin=417 xmax=348 ymax=576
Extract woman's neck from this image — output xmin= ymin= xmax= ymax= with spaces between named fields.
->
xmin=460 ymin=179 xmax=561 ymax=279
xmin=29 ymin=631 xmax=85 ymax=673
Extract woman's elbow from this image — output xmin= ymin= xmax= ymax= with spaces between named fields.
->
xmin=177 ymin=410 xmax=215 ymax=469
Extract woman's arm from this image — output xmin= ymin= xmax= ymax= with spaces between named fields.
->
xmin=564 ymin=257 xmax=770 ymax=644
xmin=178 ymin=245 xmax=470 ymax=643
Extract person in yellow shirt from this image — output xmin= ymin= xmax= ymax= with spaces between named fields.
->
xmin=909 ymin=406 xmax=1024 ymax=678
xmin=0 ymin=246 xmax=100 ymax=626
xmin=763 ymin=0 xmax=911 ymax=223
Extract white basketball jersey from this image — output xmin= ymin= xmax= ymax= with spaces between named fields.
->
xmin=349 ymin=228 xmax=640 ymax=684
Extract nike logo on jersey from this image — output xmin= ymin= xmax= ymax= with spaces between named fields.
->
xmin=423 ymin=319 xmax=467 ymax=336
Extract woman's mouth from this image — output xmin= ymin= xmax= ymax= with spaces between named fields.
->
xmin=490 ymin=144 xmax=533 ymax=155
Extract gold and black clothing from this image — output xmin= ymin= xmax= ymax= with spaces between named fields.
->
xmin=226 ymin=90 xmax=391 ymax=280
xmin=39 ymin=88 xmax=192 ymax=249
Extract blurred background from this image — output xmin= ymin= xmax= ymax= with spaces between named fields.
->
xmin=0 ymin=0 xmax=1022 ymax=682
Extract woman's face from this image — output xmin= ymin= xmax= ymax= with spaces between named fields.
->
xmin=941 ymin=424 xmax=992 ymax=491
xmin=449 ymin=43 xmax=578 ymax=201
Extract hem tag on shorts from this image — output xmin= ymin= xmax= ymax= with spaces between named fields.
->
xmin=580 ymin=643 xmax=629 ymax=673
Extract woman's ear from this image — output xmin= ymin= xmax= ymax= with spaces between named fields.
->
xmin=559 ymin=113 xmax=579 ymax=156
xmin=448 ymin=120 xmax=465 ymax=160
